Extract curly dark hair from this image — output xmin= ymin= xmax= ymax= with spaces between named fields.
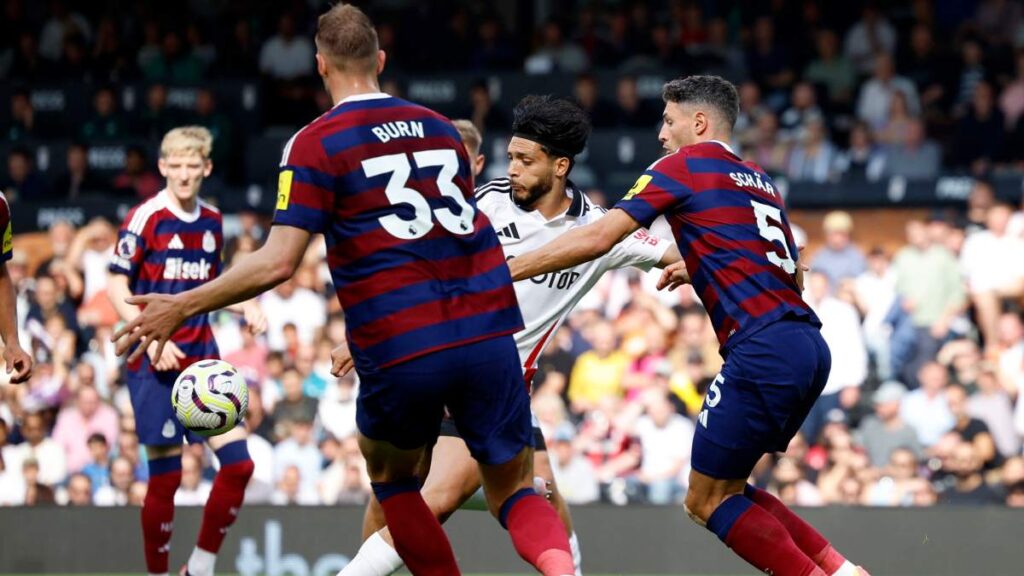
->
xmin=662 ymin=75 xmax=740 ymax=130
xmin=511 ymin=94 xmax=592 ymax=160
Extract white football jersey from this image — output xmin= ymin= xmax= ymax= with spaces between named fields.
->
xmin=475 ymin=178 xmax=671 ymax=376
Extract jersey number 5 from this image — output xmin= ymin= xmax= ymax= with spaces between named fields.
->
xmin=750 ymin=200 xmax=796 ymax=274
xmin=362 ymin=149 xmax=476 ymax=239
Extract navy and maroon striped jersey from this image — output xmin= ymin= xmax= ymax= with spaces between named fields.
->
xmin=273 ymin=92 xmax=523 ymax=371
xmin=0 ymin=192 xmax=11 ymax=262
xmin=109 ymin=190 xmax=223 ymax=369
xmin=615 ymin=141 xmax=819 ymax=353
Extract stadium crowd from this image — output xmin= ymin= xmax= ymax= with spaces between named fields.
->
xmin=2 ymin=0 xmax=1024 ymax=509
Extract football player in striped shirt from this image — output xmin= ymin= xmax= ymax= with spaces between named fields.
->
xmin=0 ymin=191 xmax=32 ymax=384
xmin=337 ymin=97 xmax=685 ymax=576
xmin=114 ymin=5 xmax=575 ymax=575
xmin=508 ymin=76 xmax=868 ymax=576
xmin=108 ymin=126 xmax=267 ymax=576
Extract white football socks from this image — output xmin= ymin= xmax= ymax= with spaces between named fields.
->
xmin=570 ymin=531 xmax=583 ymax=576
xmin=336 ymin=531 xmax=404 ymax=576
xmin=832 ymin=561 xmax=858 ymax=576
xmin=186 ymin=547 xmax=216 ymax=576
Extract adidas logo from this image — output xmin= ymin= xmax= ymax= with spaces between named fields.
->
xmin=168 ymin=234 xmax=185 ymax=250
xmin=495 ymin=222 xmax=520 ymax=240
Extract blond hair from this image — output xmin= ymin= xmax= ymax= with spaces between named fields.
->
xmin=160 ymin=126 xmax=213 ymax=160
xmin=316 ymin=4 xmax=378 ymax=72
xmin=452 ymin=119 xmax=482 ymax=157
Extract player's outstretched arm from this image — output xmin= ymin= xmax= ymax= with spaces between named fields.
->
xmin=0 ymin=264 xmax=31 ymax=384
xmin=509 ymin=208 xmax=642 ymax=281
xmin=113 ymin=225 xmax=312 ymax=363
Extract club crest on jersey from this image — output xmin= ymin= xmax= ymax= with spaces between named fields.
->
xmin=203 ymin=230 xmax=216 ymax=253
xmin=117 ymin=233 xmax=137 ymax=258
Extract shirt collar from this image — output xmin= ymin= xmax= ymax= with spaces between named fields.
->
xmin=709 ymin=139 xmax=737 ymax=155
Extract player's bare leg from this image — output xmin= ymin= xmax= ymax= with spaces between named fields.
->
xmin=142 ymin=444 xmax=184 ymax=576
xmin=480 ymin=446 xmax=574 ymax=576
xmin=686 ymin=468 xmax=836 ymax=576
xmin=181 ymin=426 xmax=254 ymax=576
xmin=359 ymin=433 xmax=461 ymax=575
xmin=343 ymin=436 xmax=480 ymax=576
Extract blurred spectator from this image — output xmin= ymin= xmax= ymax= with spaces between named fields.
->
xmin=80 ymin=433 xmax=111 ymax=493
xmin=779 ymin=82 xmax=824 ymax=142
xmin=746 ymin=17 xmax=794 ymax=108
xmin=319 ymin=435 xmax=369 ymax=505
xmin=91 ymin=17 xmax=132 ymax=83
xmin=258 ymin=14 xmax=314 ymax=81
xmin=94 ymin=456 xmax=134 ymax=506
xmin=65 ymin=472 xmax=93 ymax=506
xmin=112 ymin=147 xmax=162 ymax=200
xmin=38 ymin=0 xmax=91 ymax=62
xmin=734 ymin=81 xmax=768 ymax=147
xmin=219 ymin=19 xmax=259 ymax=77
xmin=525 ymin=20 xmax=588 ymax=74
xmin=745 ymin=111 xmax=790 ymax=174
xmin=174 ymin=453 xmax=211 ymax=505
xmin=803 ymin=272 xmax=867 ymax=444
xmin=787 ymin=117 xmax=836 ymax=183
xmin=318 ymin=373 xmax=357 ymax=442
xmin=901 ymin=362 xmax=955 ymax=446
xmin=975 ymin=0 xmax=1023 ymax=46
xmin=811 ymin=211 xmax=867 ymax=287
xmin=855 ymin=248 xmax=897 ymax=380
xmin=137 ymin=84 xmax=180 ymax=141
xmin=135 ymin=19 xmax=161 ymax=74
xmin=960 ymin=204 xmax=1024 ymax=348
xmin=969 ymin=364 xmax=1020 ymax=458
xmin=874 ymin=91 xmax=916 ymax=145
xmin=272 ymin=366 xmax=318 ymax=438
xmin=856 ymin=381 xmax=923 ymax=467
xmin=804 ymin=29 xmax=857 ymax=108
xmin=771 ymin=456 xmax=824 ymax=507
xmin=465 ymin=80 xmax=507 ymax=133
xmin=191 ymin=89 xmax=233 ymax=172
xmin=52 ymin=385 xmax=118 ymax=473
xmin=471 ymin=16 xmax=519 ymax=71
xmin=2 ymin=148 xmax=48 ymax=201
xmin=568 ymin=321 xmax=628 ymax=413
xmin=574 ymin=73 xmax=617 ymax=128
xmin=52 ymin=143 xmax=106 ymax=199
xmin=898 ymin=23 xmax=950 ymax=114
xmin=999 ymin=50 xmax=1024 ymax=129
xmin=613 ymin=76 xmax=660 ymax=128
xmin=271 ymin=464 xmax=318 ymax=505
xmin=549 ymin=423 xmax=599 ymax=505
xmin=890 ymin=220 xmax=966 ymax=386
xmin=142 ymin=29 xmax=204 ymax=83
xmin=844 ymin=5 xmax=897 ymax=74
xmin=881 ymin=119 xmax=941 ymax=180
xmin=952 ymin=38 xmax=988 ymax=112
xmin=7 ymin=89 xmax=41 ymax=142
xmin=862 ymin=447 xmax=930 ymax=506
xmin=7 ymin=412 xmax=66 ymax=487
xmin=633 ymin=393 xmax=693 ymax=504
xmin=260 ymin=279 xmax=326 ymax=352
xmin=273 ymin=417 xmax=321 ymax=499
xmin=21 ymin=458 xmax=55 ymax=506
xmin=937 ymin=441 xmax=1003 ymax=505
xmin=952 ymin=81 xmax=1005 ymax=173
xmin=80 ymin=87 xmax=126 ymax=142
xmin=947 ymin=384 xmax=998 ymax=469
xmin=856 ymin=53 xmax=920 ymax=129
xmin=834 ymin=121 xmax=886 ymax=181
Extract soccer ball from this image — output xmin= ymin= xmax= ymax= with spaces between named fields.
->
xmin=171 ymin=359 xmax=249 ymax=437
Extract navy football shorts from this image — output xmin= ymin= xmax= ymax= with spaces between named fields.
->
xmin=356 ymin=334 xmax=533 ymax=466
xmin=691 ymin=319 xmax=831 ymax=479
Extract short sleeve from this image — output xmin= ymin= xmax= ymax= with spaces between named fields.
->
xmin=108 ymin=213 xmax=147 ymax=279
xmin=0 ymin=196 xmax=11 ymax=263
xmin=613 ymin=158 xmax=694 ymax=228
xmin=273 ymin=130 xmax=332 ymax=235
xmin=605 ymin=227 xmax=672 ymax=272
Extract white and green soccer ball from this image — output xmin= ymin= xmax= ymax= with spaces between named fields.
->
xmin=171 ymin=359 xmax=249 ymax=437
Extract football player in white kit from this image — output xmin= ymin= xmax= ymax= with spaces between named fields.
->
xmin=333 ymin=96 xmax=686 ymax=576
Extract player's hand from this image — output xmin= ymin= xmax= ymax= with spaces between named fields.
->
xmin=148 ymin=341 xmax=186 ymax=372
xmin=3 ymin=344 xmax=33 ymax=384
xmin=112 ymin=293 xmax=187 ymax=364
xmin=330 ymin=341 xmax=354 ymax=378
xmin=243 ymin=302 xmax=268 ymax=336
xmin=656 ymin=261 xmax=690 ymax=291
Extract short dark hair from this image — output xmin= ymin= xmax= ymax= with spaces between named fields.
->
xmin=511 ymin=95 xmax=591 ymax=160
xmin=662 ymin=75 xmax=740 ymax=130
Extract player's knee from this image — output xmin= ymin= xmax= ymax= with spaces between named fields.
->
xmin=684 ymin=490 xmax=714 ymax=526
xmin=421 ymin=484 xmax=462 ymax=520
